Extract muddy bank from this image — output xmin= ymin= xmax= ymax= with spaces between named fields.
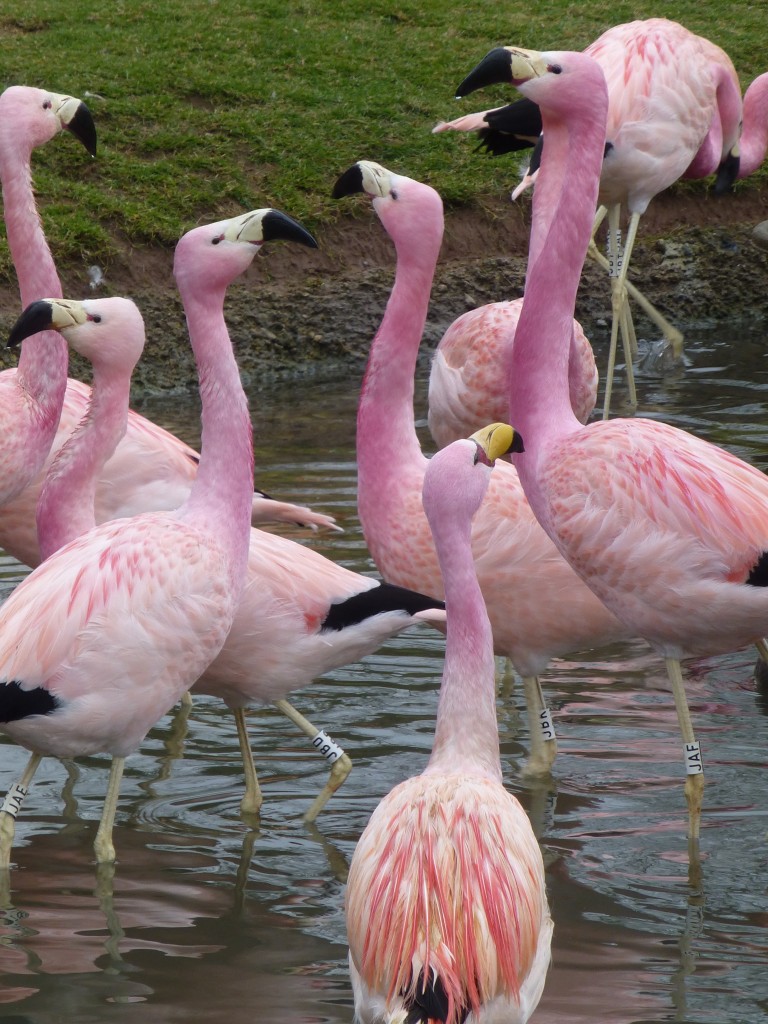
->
xmin=2 ymin=188 xmax=767 ymax=393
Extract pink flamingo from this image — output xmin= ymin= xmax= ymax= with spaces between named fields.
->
xmin=441 ymin=19 xmax=745 ymax=417
xmin=427 ymin=299 xmax=596 ymax=448
xmin=333 ymin=159 xmax=630 ymax=778
xmin=346 ymin=423 xmax=552 ymax=1024
xmin=0 ymin=85 xmax=335 ymax=571
xmin=456 ymin=44 xmax=768 ymax=858
xmin=0 ymin=207 xmax=315 ymax=865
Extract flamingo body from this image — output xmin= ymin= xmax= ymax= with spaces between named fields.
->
xmin=346 ymin=434 xmax=551 ymax=1024
xmin=428 ymin=299 xmax=596 ymax=448
xmin=0 ymin=514 xmax=234 ymax=759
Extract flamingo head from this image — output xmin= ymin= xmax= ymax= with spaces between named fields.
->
xmin=8 ymin=296 xmax=145 ymax=374
xmin=0 ymin=86 xmax=96 ymax=156
xmin=423 ymin=423 xmax=523 ymax=527
xmin=332 ymin=160 xmax=443 ymax=252
xmin=173 ymin=208 xmax=317 ymax=293
xmin=456 ymin=47 xmax=607 ymax=126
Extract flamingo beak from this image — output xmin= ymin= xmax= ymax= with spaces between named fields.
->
xmin=332 ymin=161 xmax=392 ymax=200
xmin=222 ymin=209 xmax=318 ymax=248
xmin=54 ymin=94 xmax=97 ymax=157
xmin=455 ymin=46 xmax=548 ymax=97
xmin=469 ymin=422 xmax=524 ymax=464
xmin=8 ymin=299 xmax=87 ymax=347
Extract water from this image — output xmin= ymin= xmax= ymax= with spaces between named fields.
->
xmin=1 ymin=317 xmax=767 ymax=1023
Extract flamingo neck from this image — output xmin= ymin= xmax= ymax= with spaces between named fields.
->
xmin=738 ymin=73 xmax=768 ymax=179
xmin=426 ymin=512 xmax=501 ymax=781
xmin=509 ymin=94 xmax=606 ymax=453
xmin=175 ymin=285 xmax=254 ymax=590
xmin=1 ymin=140 xmax=68 ymax=404
xmin=357 ymin=220 xmax=441 ymax=495
xmin=36 ymin=361 xmax=132 ymax=560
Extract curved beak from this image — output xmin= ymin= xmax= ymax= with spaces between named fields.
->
xmin=223 ymin=209 xmax=318 ymax=248
xmin=332 ymin=161 xmax=392 ymax=200
xmin=54 ymin=94 xmax=97 ymax=157
xmin=8 ymin=298 xmax=87 ymax=348
xmin=469 ymin=422 xmax=524 ymax=464
xmin=456 ymin=46 xmax=549 ymax=97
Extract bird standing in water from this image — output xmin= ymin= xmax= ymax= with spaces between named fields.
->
xmin=455 ymin=44 xmax=768 ymax=865
xmin=346 ymin=423 xmax=552 ymax=1024
xmin=0 ymin=207 xmax=316 ymax=865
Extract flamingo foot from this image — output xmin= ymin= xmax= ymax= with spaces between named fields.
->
xmin=303 ymin=752 xmax=352 ymax=823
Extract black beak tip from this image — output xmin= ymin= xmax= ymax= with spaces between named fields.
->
xmin=455 ymin=47 xmax=513 ymax=98
xmin=7 ymin=300 xmax=55 ymax=348
xmin=331 ymin=163 xmax=365 ymax=200
xmin=261 ymin=210 xmax=318 ymax=249
xmin=67 ymin=101 xmax=98 ymax=157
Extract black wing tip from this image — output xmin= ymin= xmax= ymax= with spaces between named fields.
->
xmin=321 ymin=581 xmax=444 ymax=632
xmin=0 ymin=680 xmax=60 ymax=723
xmin=332 ymin=163 xmax=365 ymax=199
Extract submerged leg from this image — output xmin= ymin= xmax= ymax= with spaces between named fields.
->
xmin=233 ymin=707 xmax=263 ymax=817
xmin=521 ymin=676 xmax=557 ymax=778
xmin=273 ymin=698 xmax=352 ymax=823
xmin=0 ymin=752 xmax=43 ymax=869
xmin=94 ymin=756 xmax=125 ymax=864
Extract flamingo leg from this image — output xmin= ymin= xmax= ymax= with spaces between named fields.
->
xmin=273 ymin=698 xmax=352 ymax=823
xmin=0 ymin=752 xmax=43 ymax=869
xmin=93 ymin=756 xmax=125 ymax=864
xmin=521 ymin=676 xmax=557 ymax=777
xmin=602 ymin=205 xmax=640 ymax=417
xmin=233 ymin=707 xmax=263 ymax=817
xmin=665 ymin=657 xmax=704 ymax=851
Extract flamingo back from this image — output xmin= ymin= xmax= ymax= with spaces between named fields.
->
xmin=346 ymin=774 xmax=548 ymax=1024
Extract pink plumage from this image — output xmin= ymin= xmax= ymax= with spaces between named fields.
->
xmin=0 ymin=85 xmax=334 ymax=571
xmin=428 ymin=299 xmax=596 ymax=448
xmin=333 ymin=159 xmax=629 ymax=778
xmin=468 ymin=44 xmax=768 ymax=853
xmin=443 ymin=20 xmax=753 ymax=416
xmin=0 ymin=207 xmax=313 ymax=863
xmin=346 ymin=434 xmax=552 ymax=1024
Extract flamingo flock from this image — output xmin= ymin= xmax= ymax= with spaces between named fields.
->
xmin=0 ymin=12 xmax=765 ymax=1024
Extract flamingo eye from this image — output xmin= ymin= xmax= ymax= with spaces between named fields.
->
xmin=42 ymin=99 xmax=52 ymax=109
xmin=548 ymin=63 xmax=563 ymax=75
xmin=90 ymin=314 xmax=102 ymax=323
xmin=212 ymin=234 xmax=223 ymax=245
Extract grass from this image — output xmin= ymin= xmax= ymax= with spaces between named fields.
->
xmin=1 ymin=0 xmax=767 ymax=280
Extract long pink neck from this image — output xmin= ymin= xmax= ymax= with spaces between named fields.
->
xmin=1 ymin=137 xmax=68 ymax=406
xmin=356 ymin=201 xmax=442 ymax=517
xmin=36 ymin=360 xmax=131 ymax=560
xmin=509 ymin=77 xmax=607 ymax=459
xmin=426 ymin=504 xmax=501 ymax=781
xmin=738 ymin=73 xmax=768 ymax=179
xmin=175 ymin=284 xmax=253 ymax=592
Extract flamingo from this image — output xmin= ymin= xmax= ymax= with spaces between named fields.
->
xmin=427 ymin=299 xmax=596 ymax=449
xmin=345 ymin=423 xmax=552 ymax=1024
xmin=333 ymin=159 xmax=631 ymax=778
xmin=714 ymin=68 xmax=768 ymax=191
xmin=440 ymin=19 xmax=745 ymax=417
xmin=455 ymin=44 xmax=768 ymax=859
xmin=0 ymin=206 xmax=316 ymax=865
xmin=0 ymin=85 xmax=335 ymax=572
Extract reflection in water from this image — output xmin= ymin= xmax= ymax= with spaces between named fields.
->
xmin=0 ymin=320 xmax=767 ymax=1022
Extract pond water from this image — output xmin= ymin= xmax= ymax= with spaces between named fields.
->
xmin=0 ymin=316 xmax=767 ymax=1023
